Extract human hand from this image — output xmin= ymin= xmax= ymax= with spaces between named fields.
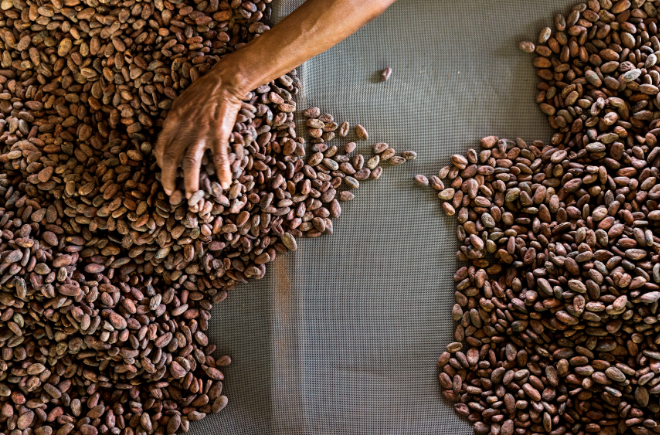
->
xmin=155 ymin=63 xmax=245 ymax=197
xmin=155 ymin=0 xmax=396 ymax=198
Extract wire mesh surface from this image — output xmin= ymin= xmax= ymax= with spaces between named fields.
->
xmin=191 ymin=1 xmax=576 ymax=433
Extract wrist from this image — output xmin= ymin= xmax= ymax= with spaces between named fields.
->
xmin=216 ymin=46 xmax=267 ymax=99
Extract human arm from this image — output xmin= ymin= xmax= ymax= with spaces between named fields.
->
xmin=154 ymin=0 xmax=397 ymax=197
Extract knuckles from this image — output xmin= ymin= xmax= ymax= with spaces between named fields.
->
xmin=212 ymin=151 xmax=227 ymax=167
xmin=181 ymin=155 xmax=199 ymax=172
xmin=161 ymin=147 xmax=181 ymax=167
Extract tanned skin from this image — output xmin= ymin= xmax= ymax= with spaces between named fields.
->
xmin=154 ymin=0 xmax=397 ymax=198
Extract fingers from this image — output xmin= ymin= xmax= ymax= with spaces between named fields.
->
xmin=181 ymin=135 xmax=208 ymax=198
xmin=159 ymin=149 xmax=181 ymax=197
xmin=161 ymin=124 xmax=201 ymax=197
xmin=211 ymin=100 xmax=241 ymax=190
xmin=154 ymin=115 xmax=178 ymax=168
xmin=155 ymin=115 xmax=181 ymax=196
xmin=156 ymin=90 xmax=240 ymax=196
xmin=211 ymin=139 xmax=231 ymax=191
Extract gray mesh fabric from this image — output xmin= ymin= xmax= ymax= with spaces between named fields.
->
xmin=191 ymin=1 xmax=575 ymax=433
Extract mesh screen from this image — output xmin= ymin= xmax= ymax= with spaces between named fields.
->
xmin=191 ymin=0 xmax=575 ymax=433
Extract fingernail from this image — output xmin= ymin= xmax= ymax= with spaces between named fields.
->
xmin=164 ymin=188 xmax=172 ymax=196
xmin=186 ymin=191 xmax=192 ymax=200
